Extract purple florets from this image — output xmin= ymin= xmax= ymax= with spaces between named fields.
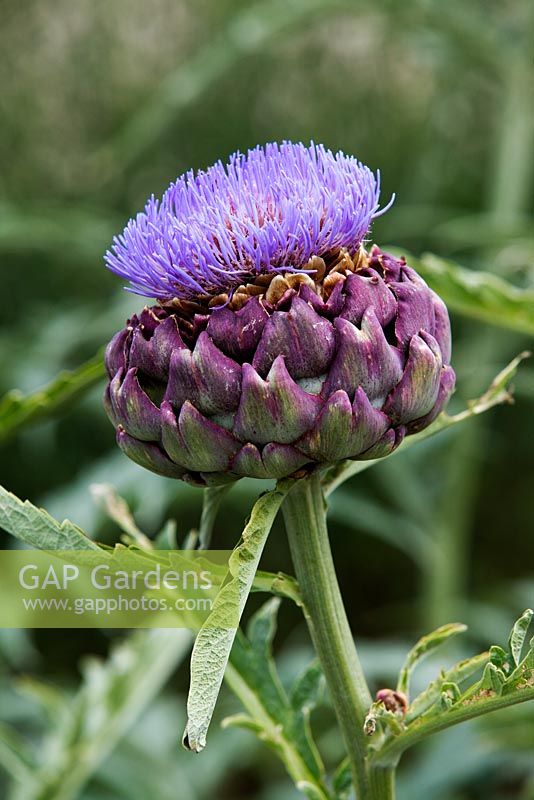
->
xmin=105 ymin=142 xmax=391 ymax=301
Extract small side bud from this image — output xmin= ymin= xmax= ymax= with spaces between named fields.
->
xmin=375 ymin=688 xmax=409 ymax=716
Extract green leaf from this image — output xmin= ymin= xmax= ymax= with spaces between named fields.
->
xmin=323 ymin=352 xmax=530 ymax=496
xmin=480 ymin=662 xmax=506 ymax=696
xmin=15 ymin=676 xmax=71 ymax=724
xmin=230 ymin=599 xmax=289 ymax=726
xmin=397 ymin=623 xmax=467 ymax=697
xmin=406 ymin=652 xmax=489 ymax=723
xmin=182 ymin=486 xmax=288 ymax=753
xmin=0 ymin=485 xmax=100 ymax=550
xmin=398 ymin=250 xmax=534 ymax=336
xmin=508 ymin=608 xmax=533 ymax=667
xmin=224 ymin=599 xmax=330 ymax=800
xmin=332 ymin=758 xmax=352 ymax=799
xmin=0 ymin=351 xmax=105 ymax=443
xmin=296 ymin=783 xmax=330 ymax=800
xmin=489 ymin=645 xmax=509 ymax=672
xmin=0 ymin=722 xmax=36 ymax=783
xmin=252 ymin=569 xmax=303 ymax=606
xmin=5 ymin=629 xmax=191 ymax=800
xmin=290 ymin=662 xmax=324 ymax=713
xmin=91 ymin=483 xmax=153 ymax=550
xmin=369 ymin=612 xmax=534 ymax=769
xmin=154 ymin=519 xmax=178 ymax=550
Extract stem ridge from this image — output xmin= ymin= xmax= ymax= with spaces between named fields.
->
xmin=283 ymin=473 xmax=394 ymax=799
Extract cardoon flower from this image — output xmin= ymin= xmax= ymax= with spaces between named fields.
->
xmin=104 ymin=142 xmax=455 ymax=485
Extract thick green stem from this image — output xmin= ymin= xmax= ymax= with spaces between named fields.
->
xmin=283 ymin=473 xmax=391 ymax=799
xmin=368 ymin=766 xmax=396 ymax=800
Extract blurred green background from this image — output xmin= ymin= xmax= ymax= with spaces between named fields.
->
xmin=0 ymin=0 xmax=533 ymax=798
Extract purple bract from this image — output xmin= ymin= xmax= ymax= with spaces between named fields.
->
xmin=104 ymin=246 xmax=455 ymax=485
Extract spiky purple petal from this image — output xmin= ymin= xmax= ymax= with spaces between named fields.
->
xmin=105 ymin=142 xmax=385 ymax=301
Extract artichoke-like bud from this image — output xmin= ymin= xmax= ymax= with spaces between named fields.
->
xmin=104 ymin=143 xmax=455 ymax=485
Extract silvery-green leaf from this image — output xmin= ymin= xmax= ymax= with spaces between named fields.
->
xmin=0 ymin=485 xmax=100 ymax=550
xmin=182 ymin=486 xmax=287 ymax=753
xmin=508 ymin=608 xmax=533 ymax=667
xmin=290 ymin=662 xmax=324 ymax=713
xmin=252 ymin=570 xmax=302 ymax=606
xmin=370 ymin=613 xmax=534 ymax=769
xmin=223 ymin=598 xmax=330 ymax=800
xmin=406 ymin=652 xmax=488 ymax=722
xmin=7 ymin=630 xmax=191 ymax=800
xmin=397 ymin=622 xmax=467 ymax=696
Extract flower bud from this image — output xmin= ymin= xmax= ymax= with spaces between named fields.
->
xmin=104 ymin=143 xmax=455 ymax=484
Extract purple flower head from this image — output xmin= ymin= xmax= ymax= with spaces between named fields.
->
xmin=105 ymin=142 xmax=392 ymax=301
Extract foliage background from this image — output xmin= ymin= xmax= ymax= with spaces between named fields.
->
xmin=0 ymin=0 xmax=533 ymax=798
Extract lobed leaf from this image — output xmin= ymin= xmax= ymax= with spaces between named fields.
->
xmin=406 ymin=652 xmax=489 ymax=723
xmin=0 ymin=484 xmax=100 ymax=550
xmin=369 ymin=610 xmax=534 ymax=768
xmin=4 ymin=629 xmax=192 ymax=800
xmin=223 ymin=599 xmax=330 ymax=800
